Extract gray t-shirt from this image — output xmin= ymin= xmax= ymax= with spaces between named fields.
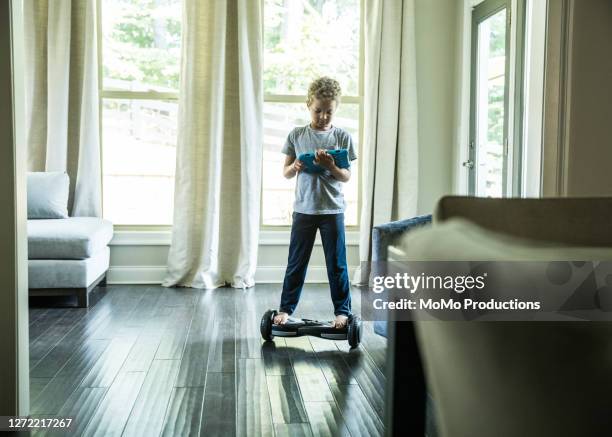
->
xmin=282 ymin=125 xmax=357 ymax=215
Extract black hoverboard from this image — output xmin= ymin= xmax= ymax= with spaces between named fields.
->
xmin=260 ymin=309 xmax=362 ymax=348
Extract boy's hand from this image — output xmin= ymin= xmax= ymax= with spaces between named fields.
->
xmin=314 ymin=149 xmax=335 ymax=170
xmin=293 ymin=159 xmax=305 ymax=173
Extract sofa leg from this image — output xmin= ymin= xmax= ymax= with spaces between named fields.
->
xmin=77 ymin=288 xmax=89 ymax=308
xmin=99 ymin=275 xmax=107 ymax=287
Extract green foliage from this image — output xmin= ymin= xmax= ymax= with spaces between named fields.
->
xmin=103 ymin=0 xmax=181 ymax=91
xmin=489 ymin=10 xmax=506 ymax=59
xmin=104 ymin=0 xmax=360 ymax=94
xmin=486 ymin=10 xmax=507 ymax=144
xmin=264 ymin=0 xmax=360 ymax=96
xmin=488 ymin=84 xmax=504 ymax=143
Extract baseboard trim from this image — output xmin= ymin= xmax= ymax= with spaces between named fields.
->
xmin=110 ymin=230 xmax=360 ymax=247
xmin=108 ymin=265 xmax=358 ymax=285
xmin=108 ymin=266 xmax=167 ymax=284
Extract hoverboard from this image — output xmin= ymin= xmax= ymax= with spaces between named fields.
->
xmin=260 ymin=309 xmax=362 ymax=348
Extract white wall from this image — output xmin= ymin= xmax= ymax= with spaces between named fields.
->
xmin=542 ymin=0 xmax=612 ymax=196
xmin=564 ymin=0 xmax=612 ymax=196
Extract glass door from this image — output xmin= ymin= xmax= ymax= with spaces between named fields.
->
xmin=467 ymin=0 xmax=511 ymax=196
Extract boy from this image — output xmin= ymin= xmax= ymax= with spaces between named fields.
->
xmin=274 ymin=77 xmax=357 ymax=329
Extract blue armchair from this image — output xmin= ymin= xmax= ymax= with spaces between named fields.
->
xmin=371 ymin=214 xmax=435 ymax=437
xmin=371 ymin=214 xmax=432 ymax=337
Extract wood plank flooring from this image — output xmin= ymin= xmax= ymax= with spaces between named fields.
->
xmin=28 ymin=284 xmax=386 ymax=437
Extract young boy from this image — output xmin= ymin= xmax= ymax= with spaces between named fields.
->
xmin=274 ymin=77 xmax=357 ymax=329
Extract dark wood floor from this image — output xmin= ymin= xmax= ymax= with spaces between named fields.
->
xmin=28 ymin=284 xmax=387 ymax=436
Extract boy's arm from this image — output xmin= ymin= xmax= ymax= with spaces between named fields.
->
xmin=315 ymin=149 xmax=351 ymax=182
xmin=329 ymin=166 xmax=351 ymax=183
xmin=283 ymin=154 xmax=304 ymax=179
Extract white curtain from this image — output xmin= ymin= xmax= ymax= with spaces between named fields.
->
xmin=24 ymin=0 xmax=101 ymax=217
xmin=163 ymin=0 xmax=263 ymax=289
xmin=355 ymin=0 xmax=420 ymax=283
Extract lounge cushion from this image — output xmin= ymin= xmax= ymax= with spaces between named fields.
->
xmin=28 ymin=217 xmax=114 ymax=260
xmin=29 ymin=247 xmax=110 ymax=288
xmin=27 ymin=172 xmax=70 ymax=219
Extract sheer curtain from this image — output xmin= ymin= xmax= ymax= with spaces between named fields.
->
xmin=163 ymin=0 xmax=263 ymax=289
xmin=355 ymin=0 xmax=420 ymax=283
xmin=24 ymin=0 xmax=101 ymax=217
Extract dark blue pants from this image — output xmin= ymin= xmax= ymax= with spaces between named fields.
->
xmin=279 ymin=212 xmax=351 ymax=317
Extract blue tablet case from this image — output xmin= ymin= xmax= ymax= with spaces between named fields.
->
xmin=298 ymin=149 xmax=350 ymax=174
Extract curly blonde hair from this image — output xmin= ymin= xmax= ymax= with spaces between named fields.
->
xmin=307 ymin=77 xmax=342 ymax=106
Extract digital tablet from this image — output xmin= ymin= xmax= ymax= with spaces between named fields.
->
xmin=297 ymin=149 xmax=350 ymax=174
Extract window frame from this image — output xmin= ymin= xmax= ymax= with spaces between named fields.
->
xmin=96 ymin=0 xmax=180 ymax=230
xmin=260 ymin=0 xmax=364 ymax=230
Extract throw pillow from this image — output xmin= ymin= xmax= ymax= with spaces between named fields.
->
xmin=27 ymin=172 xmax=70 ymax=219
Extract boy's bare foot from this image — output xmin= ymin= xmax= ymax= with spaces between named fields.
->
xmin=273 ymin=312 xmax=289 ymax=325
xmin=333 ymin=314 xmax=348 ymax=329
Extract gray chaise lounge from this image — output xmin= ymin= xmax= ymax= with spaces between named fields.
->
xmin=27 ymin=172 xmax=113 ymax=307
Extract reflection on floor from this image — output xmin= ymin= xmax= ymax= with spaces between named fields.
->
xmin=28 ymin=284 xmax=386 ymax=436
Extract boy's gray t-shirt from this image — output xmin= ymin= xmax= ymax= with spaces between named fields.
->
xmin=282 ymin=125 xmax=357 ymax=215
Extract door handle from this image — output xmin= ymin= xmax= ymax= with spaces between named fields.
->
xmin=462 ymin=160 xmax=474 ymax=169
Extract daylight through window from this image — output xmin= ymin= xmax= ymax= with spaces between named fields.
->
xmin=100 ymin=0 xmax=181 ymax=225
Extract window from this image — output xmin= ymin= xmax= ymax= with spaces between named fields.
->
xmin=99 ymin=0 xmax=181 ymax=225
xmin=262 ymin=0 xmax=362 ymax=226
xmin=467 ymin=0 xmax=526 ymax=197
xmin=469 ymin=0 xmax=509 ymax=197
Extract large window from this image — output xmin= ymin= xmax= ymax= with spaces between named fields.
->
xmin=99 ymin=0 xmax=181 ymax=225
xmin=100 ymin=0 xmax=361 ymax=226
xmin=263 ymin=0 xmax=362 ymax=226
